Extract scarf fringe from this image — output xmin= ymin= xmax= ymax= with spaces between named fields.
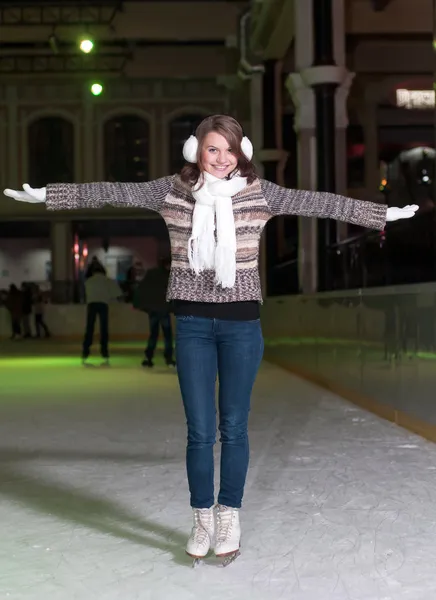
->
xmin=215 ymin=245 xmax=236 ymax=288
xmin=188 ymin=233 xmax=215 ymax=274
xmin=188 ymin=237 xmax=201 ymax=274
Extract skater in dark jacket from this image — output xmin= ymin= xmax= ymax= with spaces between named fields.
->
xmin=5 ymin=284 xmax=23 ymax=339
xmin=21 ymin=282 xmax=33 ymax=337
xmin=33 ymin=285 xmax=50 ymax=338
xmin=134 ymin=257 xmax=175 ymax=367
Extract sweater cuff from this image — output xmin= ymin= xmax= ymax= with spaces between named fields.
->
xmin=46 ymin=183 xmax=80 ymax=211
xmin=368 ymin=203 xmax=388 ymax=230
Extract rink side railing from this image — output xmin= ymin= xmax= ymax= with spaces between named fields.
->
xmin=261 ymin=282 xmax=436 ymax=444
xmin=2 ymin=281 xmax=436 ymax=443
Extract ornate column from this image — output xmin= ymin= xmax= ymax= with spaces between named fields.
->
xmin=248 ymin=69 xmax=268 ymax=295
xmin=363 ymin=86 xmax=380 ymax=201
xmin=0 ymin=99 xmax=6 ymax=190
xmin=6 ymin=85 xmax=19 ymax=189
xmin=286 ymin=0 xmax=354 ymax=292
xmin=286 ymin=74 xmax=317 ymax=295
xmin=311 ymin=0 xmax=339 ymax=291
xmin=335 ymin=71 xmax=355 ymax=238
xmin=237 ymin=9 xmax=269 ymax=294
xmin=261 ymin=59 xmax=282 ymax=295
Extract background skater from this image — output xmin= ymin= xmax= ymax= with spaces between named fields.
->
xmin=134 ymin=257 xmax=175 ymax=368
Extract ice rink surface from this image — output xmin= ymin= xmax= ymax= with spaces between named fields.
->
xmin=1 ymin=342 xmax=436 ymax=600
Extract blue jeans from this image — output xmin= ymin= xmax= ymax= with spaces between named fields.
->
xmin=175 ymin=316 xmax=264 ymax=509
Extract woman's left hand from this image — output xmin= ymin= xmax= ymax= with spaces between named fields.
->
xmin=386 ymin=205 xmax=419 ymax=222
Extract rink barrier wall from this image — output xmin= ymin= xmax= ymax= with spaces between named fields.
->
xmin=2 ymin=282 xmax=436 ymax=442
xmin=261 ymin=282 xmax=436 ymax=444
xmin=0 ymin=304 xmax=169 ymax=341
xmin=263 ymin=353 xmax=436 ymax=445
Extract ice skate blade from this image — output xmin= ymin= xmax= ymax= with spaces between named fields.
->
xmin=215 ymin=543 xmax=241 ymax=558
xmin=216 ymin=549 xmax=240 ymax=567
xmin=191 ymin=558 xmax=204 ymax=568
xmin=186 ymin=551 xmax=207 ymax=568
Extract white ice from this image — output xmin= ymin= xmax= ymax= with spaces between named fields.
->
xmin=1 ymin=356 xmax=436 ymax=600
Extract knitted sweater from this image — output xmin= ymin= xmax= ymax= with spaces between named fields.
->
xmin=46 ymin=176 xmax=387 ymax=303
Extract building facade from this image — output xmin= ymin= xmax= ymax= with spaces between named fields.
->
xmin=0 ymin=0 xmax=433 ymax=296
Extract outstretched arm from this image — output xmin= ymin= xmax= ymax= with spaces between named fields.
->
xmin=261 ymin=179 xmax=418 ymax=230
xmin=4 ymin=175 xmax=175 ymax=214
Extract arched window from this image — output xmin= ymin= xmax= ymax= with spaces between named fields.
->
xmin=169 ymin=114 xmax=205 ymax=173
xmin=104 ymin=115 xmax=149 ymax=182
xmin=28 ymin=117 xmax=74 ymax=187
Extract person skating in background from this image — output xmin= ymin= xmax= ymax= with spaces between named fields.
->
xmin=33 ymin=285 xmax=51 ymax=338
xmin=134 ymin=257 xmax=175 ymax=367
xmin=5 ymin=284 xmax=23 ymax=340
xmin=21 ymin=282 xmax=33 ymax=338
xmin=85 ymin=255 xmax=106 ymax=280
xmin=125 ymin=264 xmax=137 ymax=302
xmin=82 ymin=264 xmax=122 ymax=366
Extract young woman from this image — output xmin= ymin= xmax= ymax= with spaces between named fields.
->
xmin=4 ymin=115 xmax=417 ymax=565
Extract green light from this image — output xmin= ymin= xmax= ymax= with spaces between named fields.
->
xmin=80 ymin=38 xmax=94 ymax=53
xmin=90 ymin=83 xmax=103 ymax=96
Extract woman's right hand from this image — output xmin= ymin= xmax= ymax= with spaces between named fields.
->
xmin=3 ymin=184 xmax=46 ymax=203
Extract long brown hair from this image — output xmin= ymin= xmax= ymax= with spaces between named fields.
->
xmin=180 ymin=115 xmax=257 ymax=186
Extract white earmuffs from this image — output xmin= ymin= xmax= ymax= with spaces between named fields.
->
xmin=182 ymin=135 xmax=254 ymax=163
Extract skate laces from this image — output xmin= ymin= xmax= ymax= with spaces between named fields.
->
xmin=192 ymin=509 xmax=212 ymax=545
xmin=216 ymin=505 xmax=236 ymax=543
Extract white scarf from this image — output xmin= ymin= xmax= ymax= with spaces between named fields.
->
xmin=188 ymin=171 xmax=248 ymax=288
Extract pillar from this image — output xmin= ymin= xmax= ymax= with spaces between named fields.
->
xmin=312 ymin=0 xmax=338 ymax=290
xmin=261 ymin=60 xmax=282 ymax=295
xmin=248 ymin=68 xmax=268 ymax=296
xmin=6 ymin=85 xmax=19 ymax=189
xmin=50 ymin=220 xmax=73 ymax=303
xmin=332 ymin=0 xmax=355 ymax=230
xmin=0 ymin=108 xmax=6 ymax=190
xmin=286 ymin=74 xmax=317 ymax=294
xmin=286 ymin=0 xmax=353 ymax=293
xmin=237 ymin=9 xmax=269 ymax=295
xmin=362 ymin=87 xmax=380 ymax=201
xmin=335 ymin=71 xmax=355 ymax=227
xmin=257 ymin=60 xmax=289 ymax=294
xmin=248 ymin=71 xmax=264 ymax=176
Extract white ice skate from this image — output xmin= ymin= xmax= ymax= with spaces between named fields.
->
xmin=186 ymin=507 xmax=215 ymax=566
xmin=214 ymin=504 xmax=241 ymax=566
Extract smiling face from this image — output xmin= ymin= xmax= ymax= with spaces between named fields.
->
xmin=200 ymin=131 xmax=238 ymax=179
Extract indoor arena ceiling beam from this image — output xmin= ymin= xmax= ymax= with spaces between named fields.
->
xmin=0 ymin=52 xmax=130 ymax=75
xmin=0 ymin=1 xmax=123 ymax=27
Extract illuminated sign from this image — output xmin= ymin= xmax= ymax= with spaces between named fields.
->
xmin=396 ymin=88 xmax=435 ymax=109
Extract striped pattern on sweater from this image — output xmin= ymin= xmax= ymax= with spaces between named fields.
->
xmin=46 ymin=175 xmax=387 ymax=303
